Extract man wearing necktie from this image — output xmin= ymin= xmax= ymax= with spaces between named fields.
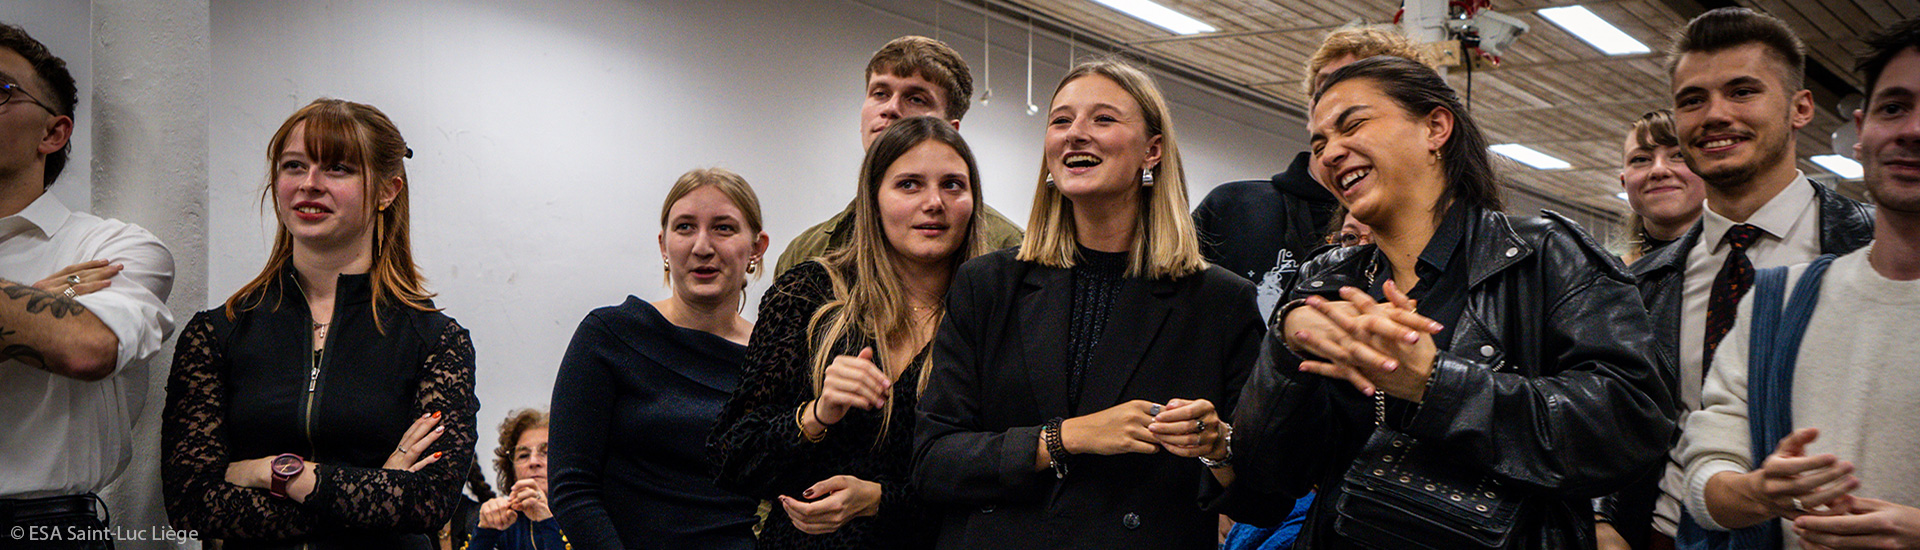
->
xmin=1611 ymin=7 xmax=1876 ymax=550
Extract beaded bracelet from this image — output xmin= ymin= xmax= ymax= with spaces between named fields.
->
xmin=1043 ymin=417 xmax=1070 ymax=479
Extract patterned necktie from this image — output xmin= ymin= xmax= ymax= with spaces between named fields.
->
xmin=1702 ymin=224 xmax=1765 ymax=371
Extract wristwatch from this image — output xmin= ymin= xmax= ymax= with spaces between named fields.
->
xmin=1198 ymin=424 xmax=1233 ymax=469
xmin=269 ymin=453 xmax=306 ymax=498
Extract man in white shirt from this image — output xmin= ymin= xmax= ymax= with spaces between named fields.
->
xmin=1677 ymin=18 xmax=1920 ymax=548
xmin=0 ymin=21 xmax=175 ymax=548
xmin=1622 ymin=7 xmax=1875 ymax=549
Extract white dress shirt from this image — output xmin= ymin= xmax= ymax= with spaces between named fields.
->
xmin=1651 ymin=172 xmax=1826 ymax=535
xmin=0 ymin=192 xmax=174 ymax=498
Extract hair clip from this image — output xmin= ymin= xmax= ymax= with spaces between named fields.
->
xmin=404 ymin=147 xmax=414 ymax=159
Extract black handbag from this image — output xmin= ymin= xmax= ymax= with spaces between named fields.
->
xmin=1332 ymin=429 xmax=1524 ymax=549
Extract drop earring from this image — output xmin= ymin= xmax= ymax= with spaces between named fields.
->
xmin=1141 ymin=168 xmax=1155 ymax=187
xmin=1045 ymin=173 xmax=1055 ymax=188
xmin=747 ymin=257 xmax=760 ymax=275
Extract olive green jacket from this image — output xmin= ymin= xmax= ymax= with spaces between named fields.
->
xmin=773 ymin=202 xmax=1025 ymax=277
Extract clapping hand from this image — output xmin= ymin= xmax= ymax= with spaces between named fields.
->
xmin=1288 ymin=282 xmax=1443 ymax=402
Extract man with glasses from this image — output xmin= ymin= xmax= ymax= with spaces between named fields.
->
xmin=0 ymin=21 xmax=175 ymax=549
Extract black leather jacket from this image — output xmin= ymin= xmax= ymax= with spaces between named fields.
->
xmin=1593 ymin=180 xmax=1873 ymax=548
xmin=1207 ymin=208 xmax=1675 ymax=549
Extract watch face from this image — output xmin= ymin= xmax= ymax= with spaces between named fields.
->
xmin=270 ymin=454 xmax=304 ymax=476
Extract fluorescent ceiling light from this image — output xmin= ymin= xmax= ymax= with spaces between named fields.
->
xmin=1538 ymin=6 xmax=1651 ymax=55
xmin=1491 ymin=144 xmax=1573 ymax=170
xmin=1811 ymin=154 xmax=1864 ymax=179
xmin=1616 ymin=192 xmax=1630 ymax=202
xmin=1090 ymin=0 xmax=1217 ymax=35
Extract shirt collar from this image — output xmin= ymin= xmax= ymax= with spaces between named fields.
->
xmin=1418 ymin=202 xmax=1471 ymax=273
xmin=1 ymin=192 xmax=72 ymax=237
xmin=1701 ymin=171 xmax=1814 ymax=250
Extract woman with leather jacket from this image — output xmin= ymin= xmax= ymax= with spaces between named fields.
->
xmin=1201 ymin=56 xmax=1674 ymax=549
xmin=162 ymin=99 xmax=477 ymax=549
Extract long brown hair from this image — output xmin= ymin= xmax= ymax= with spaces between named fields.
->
xmin=223 ymin=99 xmax=435 ymax=326
xmin=806 ymin=117 xmax=989 ymax=442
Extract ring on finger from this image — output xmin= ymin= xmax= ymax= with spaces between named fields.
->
xmin=397 ymin=445 xmax=410 ymax=455
xmin=1195 ymin=419 xmax=1208 ymax=432
xmin=63 ymin=287 xmax=76 ymax=298
xmin=66 ymin=274 xmax=81 ymax=285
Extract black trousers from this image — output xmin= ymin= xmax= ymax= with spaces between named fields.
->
xmin=0 ymin=494 xmax=113 ymax=550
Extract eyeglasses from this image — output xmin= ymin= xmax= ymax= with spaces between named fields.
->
xmin=0 ymin=83 xmax=60 ymax=116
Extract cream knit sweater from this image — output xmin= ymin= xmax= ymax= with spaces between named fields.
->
xmin=1675 ymin=245 xmax=1920 ymax=546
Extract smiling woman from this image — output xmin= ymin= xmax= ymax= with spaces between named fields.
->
xmin=1205 ymin=56 xmax=1672 ymax=550
xmin=911 ymin=59 xmax=1263 ymax=550
xmin=709 ymin=117 xmax=989 ymax=549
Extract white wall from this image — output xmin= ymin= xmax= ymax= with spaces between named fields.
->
xmin=209 ymin=0 xmax=1300 ymax=486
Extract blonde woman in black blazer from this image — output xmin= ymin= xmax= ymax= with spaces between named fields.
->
xmin=913 ymin=59 xmax=1264 ymax=550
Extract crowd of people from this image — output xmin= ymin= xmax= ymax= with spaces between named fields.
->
xmin=2 ymin=5 xmax=1917 ymax=550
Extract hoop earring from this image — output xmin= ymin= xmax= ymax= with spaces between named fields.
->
xmin=1141 ymin=168 xmax=1155 ymax=187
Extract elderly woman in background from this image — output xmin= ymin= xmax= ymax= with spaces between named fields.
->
xmin=163 ymin=98 xmax=477 ymax=549
xmin=913 ymin=58 xmax=1264 ymax=550
xmin=468 ymin=409 xmax=564 ymax=550
xmin=1203 ymin=56 xmax=1672 ymax=549
xmin=549 ymin=168 xmax=769 ymax=550
xmin=709 ymin=117 xmax=989 ymax=549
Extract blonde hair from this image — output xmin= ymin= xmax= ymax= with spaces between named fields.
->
xmin=659 ymin=167 xmax=766 ymax=287
xmin=1304 ymin=25 xmax=1432 ymax=95
xmin=806 ymin=117 xmax=990 ymax=442
xmin=225 ymin=99 xmax=435 ymax=327
xmin=1017 ymin=58 xmax=1207 ymax=280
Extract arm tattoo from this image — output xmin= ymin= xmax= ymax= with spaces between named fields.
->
xmin=1 ymin=282 xmax=89 ymax=319
xmin=0 ymin=327 xmax=49 ymax=370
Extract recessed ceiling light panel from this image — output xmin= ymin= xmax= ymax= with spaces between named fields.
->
xmin=1491 ymin=144 xmax=1573 ymax=170
xmin=1090 ymin=0 xmax=1217 ymax=35
xmin=1811 ymin=154 xmax=1864 ymax=179
xmin=1539 ymin=6 xmax=1651 ymax=56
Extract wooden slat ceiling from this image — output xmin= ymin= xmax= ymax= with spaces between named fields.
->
xmin=1002 ymin=0 xmax=1901 ymax=220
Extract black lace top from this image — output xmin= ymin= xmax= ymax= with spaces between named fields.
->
xmin=707 ymin=261 xmax=932 ymax=549
xmin=161 ymin=269 xmax=478 ymax=549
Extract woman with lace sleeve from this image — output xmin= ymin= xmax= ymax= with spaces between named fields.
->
xmin=161 ymin=98 xmax=478 ymax=549
xmin=708 ymin=117 xmax=992 ymax=549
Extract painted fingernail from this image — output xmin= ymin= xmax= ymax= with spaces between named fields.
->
xmin=802 ymin=489 xmax=814 ymax=498
xmin=1430 ymin=322 xmax=1444 ymax=332
xmin=433 ymin=426 xmax=444 ymax=432
xmin=431 ymin=452 xmax=442 ymax=459
xmin=431 ymin=411 xmax=441 ymax=419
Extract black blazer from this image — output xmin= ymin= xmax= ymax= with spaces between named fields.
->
xmin=914 ymin=249 xmax=1264 ymax=550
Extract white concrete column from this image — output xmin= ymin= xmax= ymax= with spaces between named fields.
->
xmin=90 ymin=0 xmax=209 ymax=548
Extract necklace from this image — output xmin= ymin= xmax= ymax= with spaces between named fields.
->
xmin=1367 ymin=253 xmax=1387 ymax=427
xmin=312 ymin=321 xmax=330 ymax=341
